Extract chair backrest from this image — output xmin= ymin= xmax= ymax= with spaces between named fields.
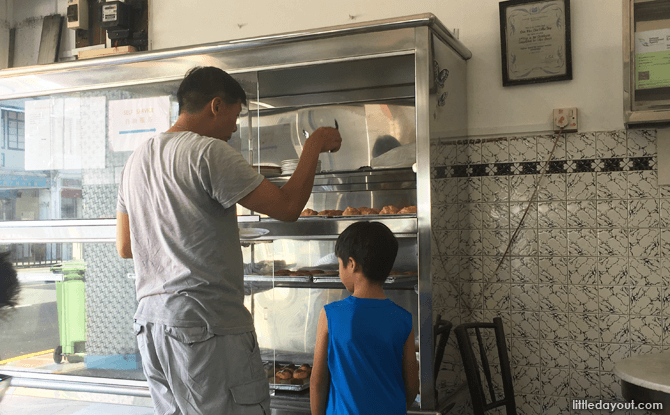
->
xmin=433 ymin=315 xmax=453 ymax=396
xmin=454 ymin=317 xmax=516 ymax=415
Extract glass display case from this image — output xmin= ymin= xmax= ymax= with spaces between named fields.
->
xmin=624 ymin=0 xmax=670 ymax=123
xmin=0 ymin=13 xmax=470 ymax=413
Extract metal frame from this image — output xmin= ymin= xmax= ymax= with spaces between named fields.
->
xmin=0 ymin=14 xmax=471 ymax=412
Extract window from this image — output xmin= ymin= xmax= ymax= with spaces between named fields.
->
xmin=4 ymin=110 xmax=25 ymax=151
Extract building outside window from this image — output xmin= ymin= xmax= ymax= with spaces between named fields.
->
xmin=4 ymin=110 xmax=25 ymax=151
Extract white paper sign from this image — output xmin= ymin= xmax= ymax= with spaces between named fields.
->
xmin=25 ymin=100 xmax=53 ymax=170
xmin=108 ymin=96 xmax=170 ymax=152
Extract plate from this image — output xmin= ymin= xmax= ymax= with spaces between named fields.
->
xmin=239 ymin=228 xmax=270 ymax=239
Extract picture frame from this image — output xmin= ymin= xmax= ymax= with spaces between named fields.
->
xmin=499 ymin=0 xmax=572 ymax=86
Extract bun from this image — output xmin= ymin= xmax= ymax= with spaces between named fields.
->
xmin=358 ymin=207 xmax=380 ymax=215
xmin=300 ymin=208 xmax=319 ymax=216
xmin=342 ymin=207 xmax=361 ymax=216
xmin=398 ymin=206 xmax=417 ymax=214
xmin=292 ymin=369 xmax=309 ymax=379
xmin=276 ymin=369 xmax=293 ymax=380
xmin=380 ymin=205 xmax=400 ymax=215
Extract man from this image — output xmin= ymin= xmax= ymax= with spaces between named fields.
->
xmin=0 ymin=251 xmax=20 ymax=318
xmin=116 ymin=66 xmax=341 ymax=415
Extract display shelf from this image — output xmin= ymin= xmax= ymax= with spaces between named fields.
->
xmin=244 ymin=274 xmax=418 ymax=290
xmin=238 ymin=215 xmax=417 ymax=240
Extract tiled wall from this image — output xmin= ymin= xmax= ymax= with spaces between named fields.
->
xmin=430 ymin=129 xmax=666 ymax=415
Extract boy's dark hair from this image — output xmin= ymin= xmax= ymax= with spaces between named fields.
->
xmin=0 ymin=251 xmax=20 ymax=318
xmin=177 ymin=66 xmax=247 ymax=115
xmin=335 ymin=221 xmax=398 ymax=284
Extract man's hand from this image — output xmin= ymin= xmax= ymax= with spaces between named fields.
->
xmin=308 ymin=127 xmax=342 ymax=153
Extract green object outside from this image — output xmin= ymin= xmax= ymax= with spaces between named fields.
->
xmin=55 ymin=260 xmax=86 ymax=357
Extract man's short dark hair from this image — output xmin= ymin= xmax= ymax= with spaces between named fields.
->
xmin=177 ymin=66 xmax=247 ymax=114
xmin=0 ymin=251 xmax=20 ymax=318
xmin=335 ymin=221 xmax=398 ymax=284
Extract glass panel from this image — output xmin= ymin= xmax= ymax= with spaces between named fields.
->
xmin=242 ymin=238 xmax=418 ymax=390
xmin=0 ymin=72 xmax=259 ymax=221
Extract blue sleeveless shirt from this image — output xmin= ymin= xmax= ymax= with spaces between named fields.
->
xmin=324 ymin=296 xmax=413 ymax=415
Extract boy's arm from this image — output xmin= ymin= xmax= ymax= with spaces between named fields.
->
xmin=310 ymin=309 xmax=330 ymax=415
xmin=402 ymin=328 xmax=419 ymax=409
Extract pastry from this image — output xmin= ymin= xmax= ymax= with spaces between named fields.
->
xmin=274 ymin=269 xmax=291 ymax=276
xmin=276 ymin=369 xmax=293 ymax=380
xmin=300 ymin=208 xmax=319 ymax=216
xmin=299 ymin=363 xmax=312 ymax=374
xmin=398 ymin=206 xmax=417 ymax=214
xmin=380 ymin=205 xmax=400 ymax=215
xmin=290 ymin=270 xmax=311 ymax=276
xmin=292 ymin=368 xmax=310 ymax=379
xmin=317 ymin=209 xmax=344 ymax=216
xmin=309 ymin=270 xmax=325 ymax=275
xmin=342 ymin=207 xmax=361 ymax=216
xmin=359 ymin=207 xmax=380 ymax=215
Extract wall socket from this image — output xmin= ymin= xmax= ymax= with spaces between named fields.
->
xmin=553 ymin=108 xmax=578 ymax=133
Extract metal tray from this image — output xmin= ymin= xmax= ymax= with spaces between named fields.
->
xmin=269 ymin=380 xmax=310 ymax=391
xmin=245 ymin=274 xmax=312 ymax=283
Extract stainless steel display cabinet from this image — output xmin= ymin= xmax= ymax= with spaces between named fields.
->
xmin=0 ymin=14 xmax=470 ymax=413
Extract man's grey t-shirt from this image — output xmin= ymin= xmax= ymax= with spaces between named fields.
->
xmin=117 ymin=131 xmax=264 ymax=334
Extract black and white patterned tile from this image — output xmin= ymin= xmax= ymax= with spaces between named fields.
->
xmin=569 ymin=286 xmax=599 ymax=313
xmin=597 ymin=130 xmax=627 ymax=159
xmin=481 ymin=175 xmax=510 ymax=202
xmin=512 ymin=311 xmax=540 ymax=338
xmin=569 ymin=370 xmax=601 ymax=399
xmin=629 ymin=258 xmax=662 ymax=286
xmin=598 ymin=229 xmax=629 ymax=257
xmin=567 ymin=201 xmax=597 ymax=228
xmin=540 ymin=312 xmax=570 ymax=340
xmin=566 ymin=132 xmax=596 ymax=160
xmin=599 ymin=314 xmax=629 ymax=344
xmin=539 ymin=229 xmax=568 ymax=257
xmin=628 ymin=199 xmax=660 ymax=228
xmin=629 ymin=229 xmax=660 ymax=258
xmin=570 ymin=342 xmax=600 ymax=371
xmin=511 ymin=256 xmax=539 ymax=284
xmin=538 ymin=174 xmax=566 ymax=201
xmin=629 ymin=316 xmax=663 ymax=345
xmin=539 ymin=256 xmax=568 ymax=284
xmin=597 ymin=200 xmax=628 ymax=228
xmin=566 ymin=172 xmax=596 ymax=201
xmin=510 ymin=202 xmax=538 ymax=229
xmin=569 ymin=313 xmax=600 ymax=342
xmin=538 ymin=201 xmax=567 ymax=229
xmin=512 ymin=338 xmax=541 ymax=366
xmin=599 ymin=343 xmax=630 ymax=372
xmin=597 ymin=171 xmax=628 ymax=200
xmin=568 ymin=229 xmax=598 ymax=256
xmin=541 ymin=367 xmax=569 ymax=396
xmin=481 ymin=203 xmax=510 ymax=229
xmin=481 ymin=137 xmax=509 ymax=164
xmin=540 ymin=340 xmax=570 ymax=368
xmin=627 ymin=129 xmax=656 ymax=158
xmin=511 ymin=284 xmax=538 ymax=312
xmin=568 ymin=257 xmax=598 ymax=285
xmin=598 ymin=257 xmax=628 ymax=286
xmin=628 ymin=170 xmax=659 ymax=199
xmin=630 ymin=286 xmax=662 ymax=316
xmin=539 ymin=285 xmax=568 ymax=312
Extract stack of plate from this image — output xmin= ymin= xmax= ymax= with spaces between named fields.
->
xmin=281 ymin=159 xmax=321 ymax=175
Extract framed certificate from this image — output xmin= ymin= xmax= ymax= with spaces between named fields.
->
xmin=499 ymin=0 xmax=572 ymax=86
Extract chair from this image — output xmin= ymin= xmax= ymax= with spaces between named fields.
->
xmin=433 ymin=315 xmax=453 ymax=391
xmin=454 ymin=317 xmax=516 ymax=415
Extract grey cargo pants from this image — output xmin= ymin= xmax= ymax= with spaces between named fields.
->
xmin=134 ymin=321 xmax=271 ymax=415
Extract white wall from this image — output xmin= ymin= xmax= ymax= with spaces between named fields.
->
xmin=149 ymin=0 xmax=626 ymax=135
xmin=0 ymin=0 xmax=11 ymax=69
xmin=9 ymin=0 xmax=626 ymax=134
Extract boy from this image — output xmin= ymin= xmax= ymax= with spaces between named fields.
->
xmin=311 ymin=221 xmax=419 ymax=415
